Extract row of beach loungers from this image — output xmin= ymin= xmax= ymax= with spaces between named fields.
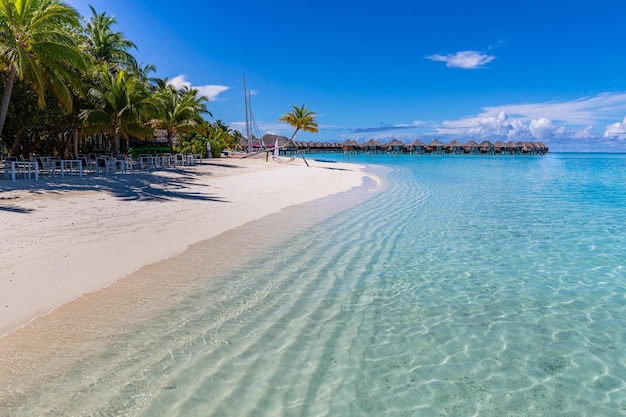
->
xmin=282 ymin=139 xmax=549 ymax=155
xmin=1 ymin=153 xmax=203 ymax=182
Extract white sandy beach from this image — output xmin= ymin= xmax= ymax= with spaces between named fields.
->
xmin=0 ymin=157 xmax=371 ymax=338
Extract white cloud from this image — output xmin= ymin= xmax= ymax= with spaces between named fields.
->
xmin=168 ymin=75 xmax=229 ymax=101
xmin=196 ymin=85 xmax=230 ymax=101
xmin=427 ymin=50 xmax=495 ymax=69
xmin=529 ymin=118 xmax=566 ymax=140
xmin=437 ymin=110 xmax=593 ymax=143
xmin=433 ymin=92 xmax=626 ymax=144
xmin=603 ymin=115 xmax=626 ymax=138
xmin=479 ymin=93 xmax=626 ymax=126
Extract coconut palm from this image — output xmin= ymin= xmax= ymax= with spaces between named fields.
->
xmin=83 ymin=5 xmax=137 ymax=73
xmin=278 ymin=104 xmax=319 ymax=167
xmin=150 ymin=81 xmax=211 ymax=150
xmin=0 ymin=0 xmax=86 ymax=139
xmin=80 ymin=69 xmax=153 ymax=154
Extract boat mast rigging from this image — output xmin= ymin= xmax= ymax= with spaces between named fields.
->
xmin=243 ymin=76 xmax=252 ymax=152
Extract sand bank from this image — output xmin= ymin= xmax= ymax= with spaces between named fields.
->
xmin=0 ymin=157 xmax=372 ymax=337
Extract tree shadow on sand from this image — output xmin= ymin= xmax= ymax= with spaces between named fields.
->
xmin=0 ymin=168 xmax=230 ymax=207
xmin=0 ymin=205 xmax=34 ymax=213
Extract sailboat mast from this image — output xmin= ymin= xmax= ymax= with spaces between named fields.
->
xmin=243 ymin=76 xmax=252 ymax=152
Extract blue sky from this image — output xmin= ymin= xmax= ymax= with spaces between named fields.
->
xmin=70 ymin=0 xmax=626 ymax=151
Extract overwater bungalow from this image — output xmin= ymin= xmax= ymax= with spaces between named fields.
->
xmin=445 ymin=140 xmax=463 ymax=155
xmin=291 ymin=138 xmax=548 ymax=156
xmin=408 ymin=139 xmax=426 ymax=154
xmin=524 ymin=142 xmax=538 ymax=154
xmin=343 ymin=139 xmax=359 ymax=152
xmin=531 ymin=142 xmax=548 ymax=154
xmin=363 ymin=139 xmax=383 ymax=153
xmin=493 ymin=141 xmax=507 ymax=154
xmin=427 ymin=140 xmax=445 ymax=154
xmin=479 ymin=140 xmax=495 ymax=154
xmin=463 ymin=140 xmax=479 ymax=154
xmin=386 ymin=139 xmax=406 ymax=153
xmin=505 ymin=141 xmax=519 ymax=154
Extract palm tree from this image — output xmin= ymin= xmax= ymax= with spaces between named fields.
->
xmin=150 ymin=81 xmax=211 ymax=150
xmin=278 ymin=104 xmax=319 ymax=167
xmin=83 ymin=5 xmax=137 ymax=73
xmin=80 ymin=69 xmax=153 ymax=154
xmin=0 ymin=0 xmax=86 ymax=139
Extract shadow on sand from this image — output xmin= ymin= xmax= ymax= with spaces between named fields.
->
xmin=0 ymin=168 xmax=229 ymax=213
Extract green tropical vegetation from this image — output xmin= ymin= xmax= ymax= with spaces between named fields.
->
xmin=0 ymin=0 xmax=245 ymax=158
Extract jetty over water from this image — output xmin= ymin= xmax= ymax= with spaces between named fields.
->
xmin=285 ymin=139 xmax=549 ymax=155
xmin=243 ymin=135 xmax=549 ymax=155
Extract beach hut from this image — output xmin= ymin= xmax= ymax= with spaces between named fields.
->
xmin=515 ymin=141 xmax=529 ymax=154
xmin=427 ymin=140 xmax=445 ymax=154
xmin=385 ymin=139 xmax=406 ymax=153
xmin=505 ymin=141 xmax=519 ymax=154
xmin=493 ymin=141 xmax=507 ymax=154
xmin=363 ymin=139 xmax=383 ymax=153
xmin=445 ymin=140 xmax=463 ymax=154
xmin=479 ymin=140 xmax=495 ymax=154
xmin=407 ymin=139 xmax=425 ymax=154
xmin=463 ymin=140 xmax=479 ymax=154
xmin=524 ymin=142 xmax=538 ymax=155
xmin=342 ymin=139 xmax=359 ymax=152
xmin=261 ymin=134 xmax=290 ymax=149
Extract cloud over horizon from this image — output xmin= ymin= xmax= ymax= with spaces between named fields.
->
xmin=352 ymin=122 xmax=423 ymax=134
xmin=426 ymin=92 xmax=626 ymax=149
xmin=604 ymin=116 xmax=626 ymax=139
xmin=329 ymin=93 xmax=626 ymax=151
xmin=168 ymin=75 xmax=229 ymax=101
xmin=427 ymin=50 xmax=495 ymax=69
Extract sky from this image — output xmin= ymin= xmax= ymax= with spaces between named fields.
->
xmin=69 ymin=0 xmax=626 ymax=152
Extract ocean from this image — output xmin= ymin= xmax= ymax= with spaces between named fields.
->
xmin=2 ymin=153 xmax=626 ymax=416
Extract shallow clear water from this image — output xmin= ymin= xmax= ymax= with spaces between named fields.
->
xmin=3 ymin=153 xmax=626 ymax=416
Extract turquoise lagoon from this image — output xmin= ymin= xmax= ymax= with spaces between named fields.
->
xmin=3 ymin=153 xmax=626 ymax=416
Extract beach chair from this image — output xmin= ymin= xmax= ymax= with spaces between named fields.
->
xmin=95 ymin=157 xmax=115 ymax=175
xmin=3 ymin=157 xmax=17 ymax=179
xmin=36 ymin=157 xmax=57 ymax=176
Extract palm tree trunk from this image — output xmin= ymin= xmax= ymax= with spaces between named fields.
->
xmin=0 ymin=65 xmax=18 ymax=141
xmin=287 ymin=128 xmax=310 ymax=167
xmin=114 ymin=135 xmax=120 ymax=154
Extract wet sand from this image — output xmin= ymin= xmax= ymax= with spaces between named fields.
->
xmin=0 ymin=157 xmax=373 ymax=337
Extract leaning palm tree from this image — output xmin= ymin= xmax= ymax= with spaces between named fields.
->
xmin=278 ymin=104 xmax=319 ymax=167
xmin=0 ymin=0 xmax=86 ymax=139
xmin=80 ymin=69 xmax=153 ymax=154
xmin=150 ymin=81 xmax=211 ymax=151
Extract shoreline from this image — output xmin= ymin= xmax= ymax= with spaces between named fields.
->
xmin=0 ymin=158 xmax=377 ymax=338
